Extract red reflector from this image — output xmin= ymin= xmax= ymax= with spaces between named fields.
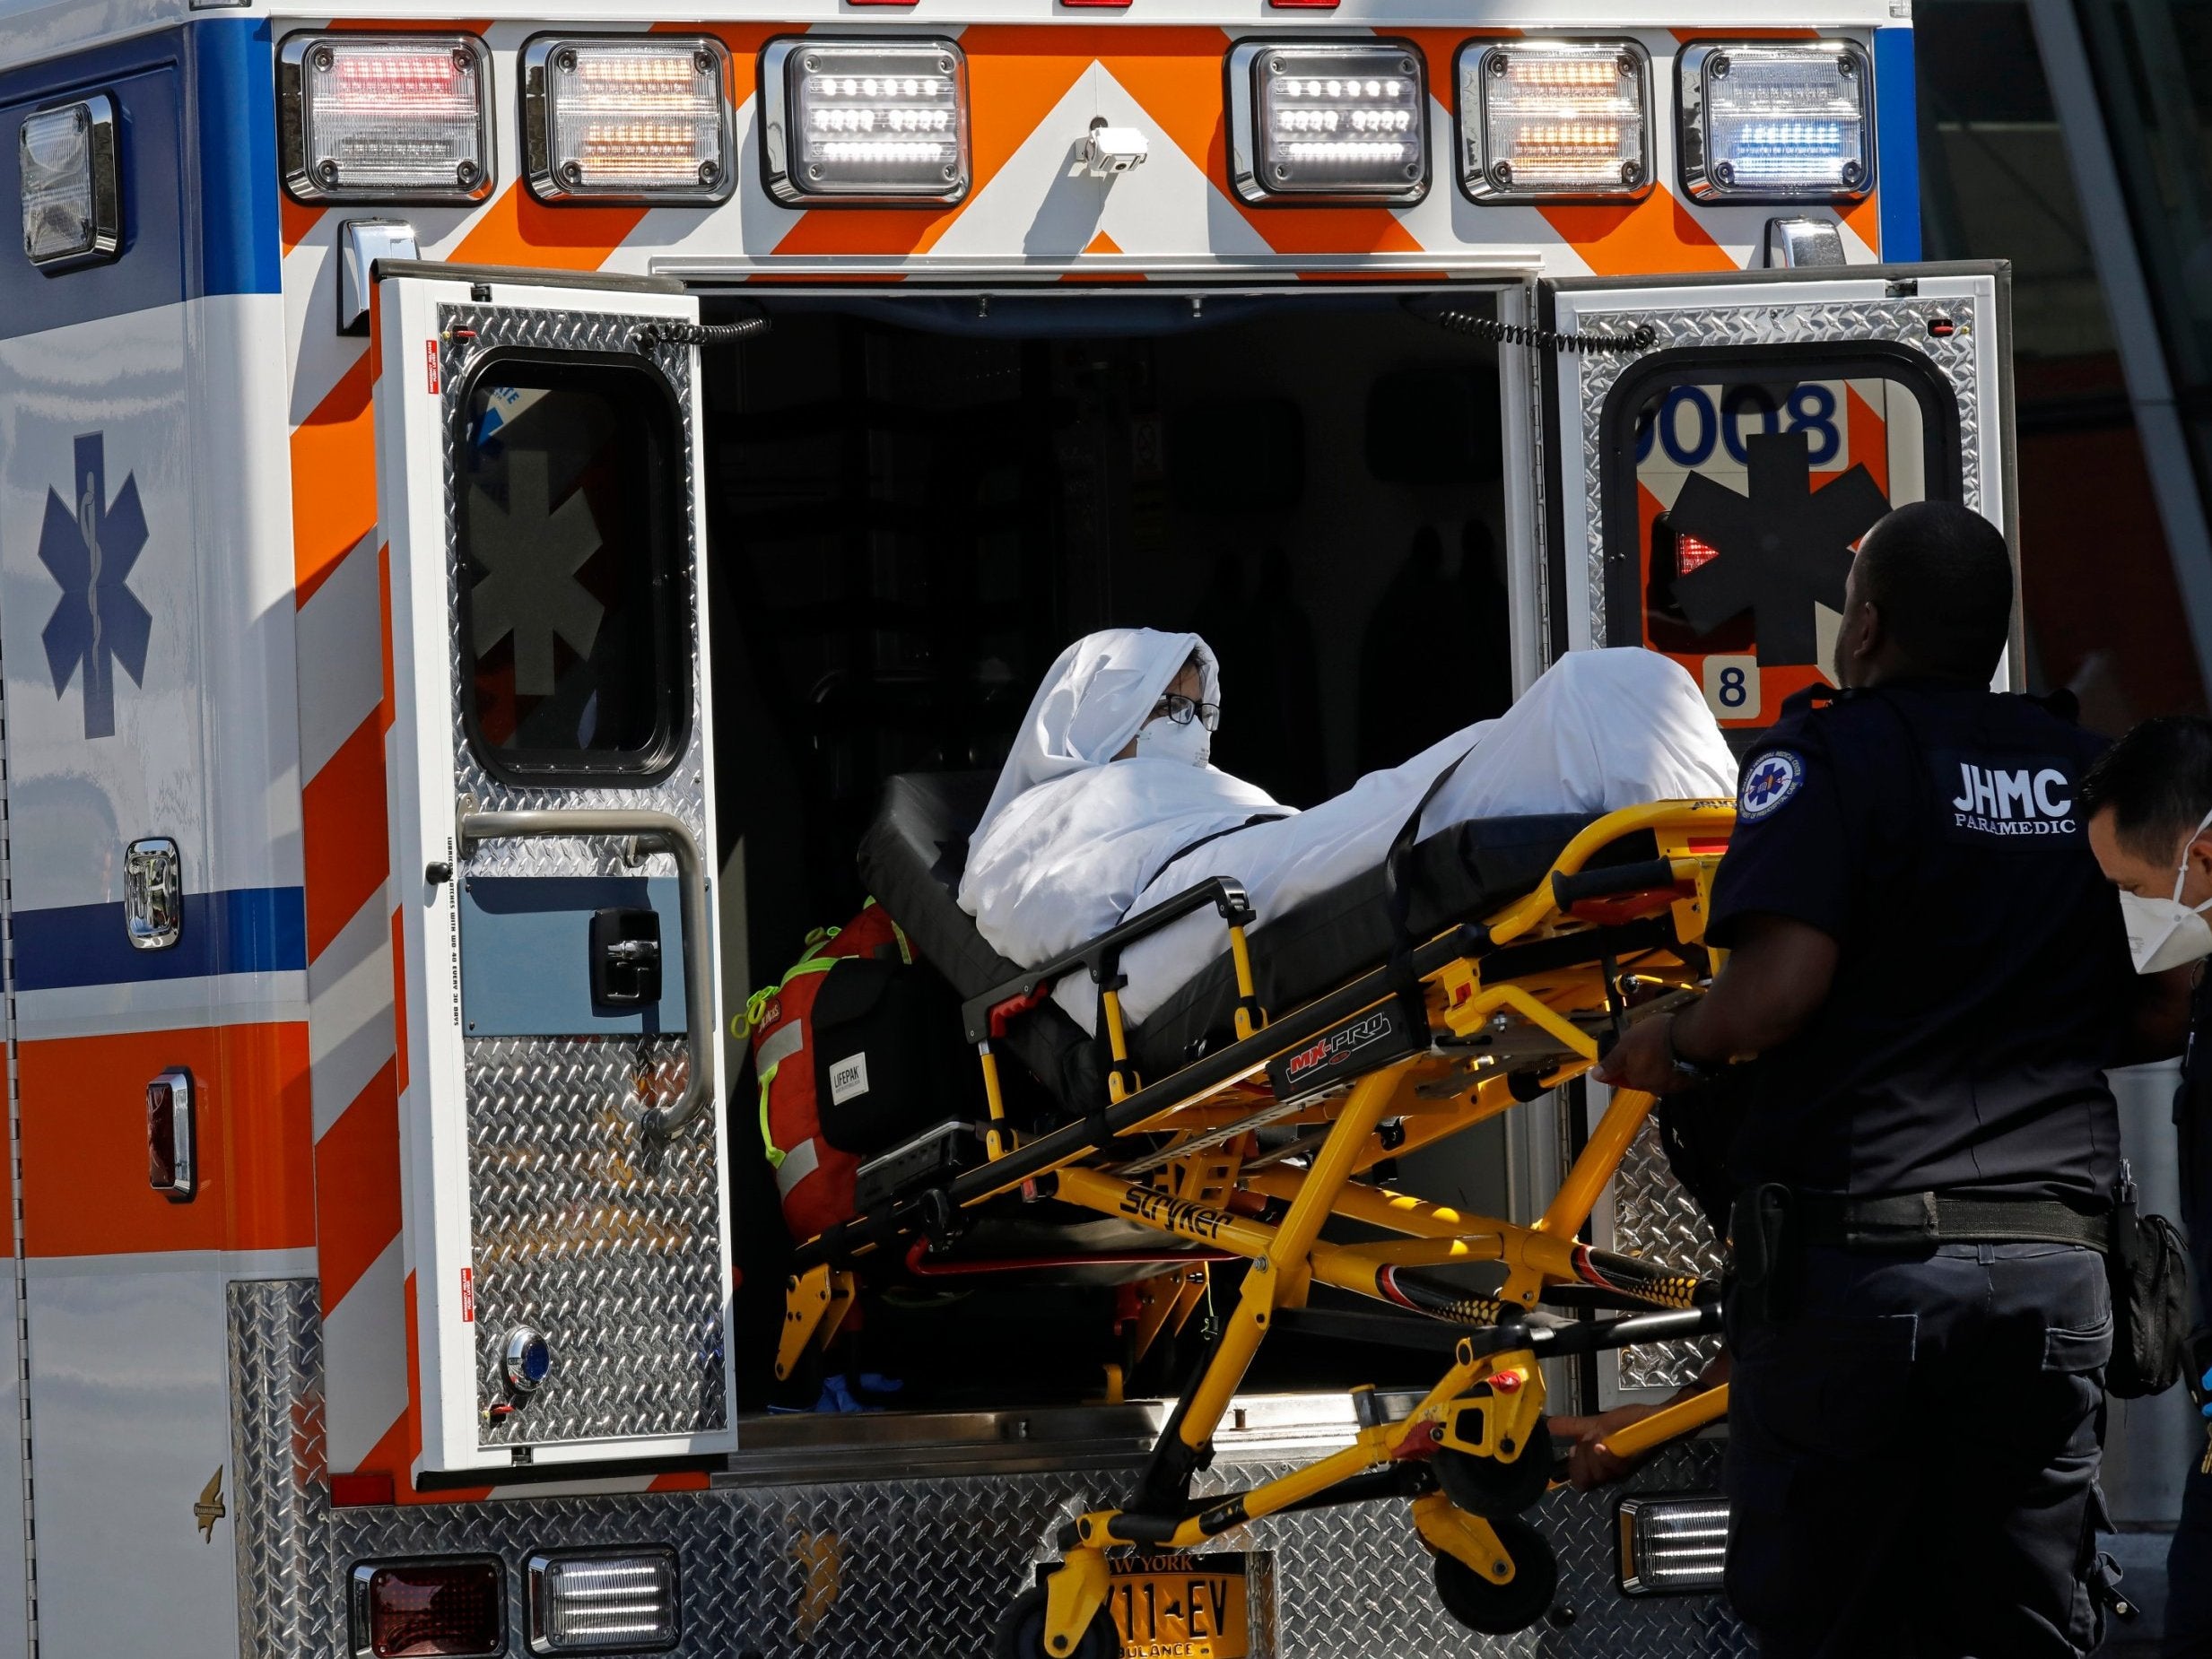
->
xmin=1060 ymin=0 xmax=1133 ymax=8
xmin=354 ymin=1559 xmax=505 ymax=1656
xmin=331 ymin=1471 xmax=396 ymax=1507
xmin=1270 ymin=0 xmax=1344 ymax=8
xmin=1675 ymin=531 xmax=1720 ymax=575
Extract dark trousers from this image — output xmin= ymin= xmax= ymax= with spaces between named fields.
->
xmin=1724 ymin=1242 xmax=2112 ymax=1658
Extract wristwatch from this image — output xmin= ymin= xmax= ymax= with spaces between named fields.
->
xmin=1663 ymin=1015 xmax=1726 ymax=1088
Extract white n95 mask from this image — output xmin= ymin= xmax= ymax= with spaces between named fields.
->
xmin=1134 ymin=713 xmax=1211 ymax=768
xmin=2121 ymin=806 xmax=2212 ymax=975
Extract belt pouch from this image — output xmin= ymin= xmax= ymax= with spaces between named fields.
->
xmin=1729 ymin=1182 xmax=1798 ymax=1322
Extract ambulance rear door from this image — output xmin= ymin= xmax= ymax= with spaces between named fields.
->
xmin=1537 ymin=261 xmax=2012 ymax=1408
xmin=370 ymin=265 xmax=733 ymax=1476
xmin=1538 ymin=261 xmax=2015 ymax=732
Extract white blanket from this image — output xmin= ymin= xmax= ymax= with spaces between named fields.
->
xmin=959 ymin=633 xmax=1736 ymax=1031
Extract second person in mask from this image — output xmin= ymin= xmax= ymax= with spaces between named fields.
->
xmin=2080 ymin=717 xmax=2212 ymax=1659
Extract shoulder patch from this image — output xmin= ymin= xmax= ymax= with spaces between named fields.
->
xmin=1738 ymin=750 xmax=1806 ymax=821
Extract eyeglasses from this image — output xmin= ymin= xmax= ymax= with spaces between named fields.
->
xmin=1153 ymin=692 xmax=1221 ymax=732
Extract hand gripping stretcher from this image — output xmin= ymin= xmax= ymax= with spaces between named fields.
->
xmin=776 ymin=772 xmax=1738 ymax=1646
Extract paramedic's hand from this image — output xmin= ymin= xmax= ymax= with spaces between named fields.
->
xmin=1593 ymin=1013 xmax=1691 ymax=1095
xmin=1549 ymin=1405 xmax=1663 ymax=1490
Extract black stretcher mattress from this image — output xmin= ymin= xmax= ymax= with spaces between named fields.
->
xmin=858 ymin=771 xmax=1634 ymax=1109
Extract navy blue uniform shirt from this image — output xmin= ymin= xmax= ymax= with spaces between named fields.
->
xmin=1711 ymin=680 xmax=2129 ymax=1203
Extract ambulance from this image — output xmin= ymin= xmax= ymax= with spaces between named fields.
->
xmin=0 ymin=0 xmax=2006 ymax=1651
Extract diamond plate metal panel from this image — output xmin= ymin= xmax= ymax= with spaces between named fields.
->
xmin=466 ymin=1034 xmax=726 ymax=1446
xmin=427 ymin=301 xmax=727 ymax=1450
xmin=229 ymin=1280 xmax=339 ymax=1658
xmin=1611 ymin=1116 xmax=1726 ymax=1393
xmin=234 ymin=1282 xmax=1746 ymax=1658
xmin=440 ymin=302 xmax=707 ymax=882
xmin=1572 ymin=296 xmax=1986 ymax=647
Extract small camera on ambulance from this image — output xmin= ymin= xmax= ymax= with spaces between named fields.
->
xmin=1083 ymin=118 xmax=1150 ymax=178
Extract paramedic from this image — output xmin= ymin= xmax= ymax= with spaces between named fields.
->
xmin=2075 ymin=716 xmax=2212 ymax=1659
xmin=1596 ymin=500 xmax=2130 ymax=1658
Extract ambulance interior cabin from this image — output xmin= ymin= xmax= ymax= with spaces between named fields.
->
xmin=460 ymin=281 xmax=1933 ymax=1416
xmin=675 ymin=291 xmax=1517 ymax=1411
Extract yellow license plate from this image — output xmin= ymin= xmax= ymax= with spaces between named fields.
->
xmin=1104 ymin=1553 xmax=1249 ymax=1659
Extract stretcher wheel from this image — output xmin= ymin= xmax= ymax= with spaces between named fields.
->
xmin=1433 ymin=1516 xmax=1558 ymax=1636
xmin=1433 ymin=1417 xmax=1554 ymax=1517
xmin=992 ymin=1586 xmax=1119 ymax=1659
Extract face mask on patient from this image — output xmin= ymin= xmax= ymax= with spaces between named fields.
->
xmin=1134 ymin=712 xmax=1211 ymax=768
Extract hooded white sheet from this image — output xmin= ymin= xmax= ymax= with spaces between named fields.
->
xmin=959 ymin=634 xmax=1737 ymax=1031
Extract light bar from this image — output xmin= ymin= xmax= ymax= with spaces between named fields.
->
xmin=1678 ymin=40 xmax=1871 ymax=202
xmin=279 ymin=32 xmax=495 ymax=204
xmin=527 ymin=1550 xmax=680 ymax=1654
xmin=1461 ymin=40 xmax=1650 ymax=203
xmin=522 ymin=36 xmax=735 ymax=204
xmin=349 ymin=1558 xmax=505 ymax=1657
xmin=759 ymin=38 xmax=970 ymax=205
xmin=21 ymin=97 xmax=121 ymax=270
xmin=1617 ymin=1494 xmax=1730 ymax=1594
xmin=1228 ymin=39 xmax=1429 ymax=205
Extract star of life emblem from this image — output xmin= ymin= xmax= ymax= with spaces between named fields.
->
xmin=1738 ymin=750 xmax=1805 ymax=821
xmin=38 ymin=431 xmax=152 ymax=741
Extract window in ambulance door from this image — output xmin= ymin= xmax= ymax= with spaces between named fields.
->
xmin=1599 ymin=347 xmax=1962 ymax=734
xmin=454 ymin=353 xmax=690 ymax=783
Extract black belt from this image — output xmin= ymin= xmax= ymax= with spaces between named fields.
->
xmin=1793 ymin=1191 xmax=2111 ymax=1253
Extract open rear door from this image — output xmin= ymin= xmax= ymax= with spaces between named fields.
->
xmin=1540 ymin=261 xmax=2015 ymax=734
xmin=371 ymin=265 xmax=732 ymax=1475
xmin=1539 ymin=262 xmax=2013 ymax=1405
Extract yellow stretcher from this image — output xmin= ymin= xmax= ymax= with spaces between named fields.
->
xmin=778 ymin=787 xmax=1737 ymax=1647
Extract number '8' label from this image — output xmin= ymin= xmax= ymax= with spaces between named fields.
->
xmin=1701 ymin=655 xmax=1761 ymax=722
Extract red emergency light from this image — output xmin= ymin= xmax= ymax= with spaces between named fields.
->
xmin=1674 ymin=529 xmax=1720 ymax=575
xmin=350 ymin=1559 xmax=506 ymax=1657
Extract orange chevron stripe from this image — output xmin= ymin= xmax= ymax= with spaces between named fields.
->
xmin=314 ymin=1056 xmax=402 ymax=1310
xmin=342 ymin=1277 xmax=493 ymax=1500
xmin=451 ymin=184 xmax=650 ymax=274
xmin=281 ymin=195 xmax=324 ymax=256
xmin=1842 ymin=188 xmax=1881 ymax=254
xmin=292 ymin=351 xmax=378 ymax=606
xmin=304 ymin=710 xmax=391 ymax=961
xmin=1539 ymin=187 xmax=1737 ymax=276
xmin=1102 ymin=34 xmax=1424 ymax=257
xmin=18 ymin=1025 xmax=313 ymax=1256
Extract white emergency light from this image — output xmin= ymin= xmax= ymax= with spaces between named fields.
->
xmin=759 ymin=39 xmax=970 ymax=205
xmin=1617 ymin=1494 xmax=1730 ymax=1594
xmin=1227 ymin=39 xmax=1429 ymax=205
xmin=278 ymin=32 xmax=495 ymax=204
xmin=527 ymin=1550 xmax=680 ymax=1653
xmin=20 ymin=97 xmax=120 ymax=270
xmin=522 ymin=36 xmax=736 ymax=204
xmin=1461 ymin=40 xmax=1650 ymax=203
xmin=1678 ymin=40 xmax=1871 ymax=202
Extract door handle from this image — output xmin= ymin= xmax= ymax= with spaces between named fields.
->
xmin=457 ymin=806 xmax=715 ymax=1141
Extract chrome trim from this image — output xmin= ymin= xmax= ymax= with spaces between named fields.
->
xmin=278 ymin=31 xmax=497 ymax=205
xmin=1676 ymin=38 xmax=1872 ymax=205
xmin=147 ymin=1067 xmax=194 ymax=1200
xmin=1764 ymin=215 xmax=1849 ymax=268
xmin=527 ymin=1548 xmax=681 ymax=1655
xmin=520 ymin=35 xmax=736 ymax=207
xmin=122 ymin=835 xmax=182 ymax=950
xmin=456 ymin=808 xmax=714 ymax=1139
xmin=502 ymin=1326 xmax=551 ymax=1393
xmin=337 ymin=219 xmax=418 ymax=336
xmin=1225 ymin=39 xmax=1430 ymax=208
xmin=757 ymin=36 xmax=971 ymax=208
xmin=19 ymin=94 xmax=121 ymax=272
xmin=1617 ymin=1490 xmax=1730 ymax=1594
xmin=1459 ymin=39 xmax=1652 ymax=205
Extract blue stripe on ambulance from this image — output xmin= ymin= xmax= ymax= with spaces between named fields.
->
xmin=0 ymin=19 xmax=278 ymax=345
xmin=13 ymin=886 xmax=306 ymax=990
xmin=1873 ymin=27 xmax=1922 ymax=263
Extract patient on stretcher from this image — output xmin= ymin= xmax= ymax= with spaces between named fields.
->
xmin=958 ymin=630 xmax=1736 ymax=1031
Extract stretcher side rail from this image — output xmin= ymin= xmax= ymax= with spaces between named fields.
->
xmin=957 ymin=876 xmax=1256 ymax=1045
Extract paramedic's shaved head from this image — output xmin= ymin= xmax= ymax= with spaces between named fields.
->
xmin=1833 ymin=500 xmax=2014 ymax=689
